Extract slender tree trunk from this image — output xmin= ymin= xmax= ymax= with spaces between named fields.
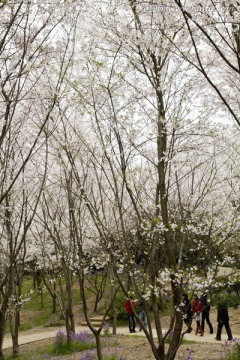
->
xmin=52 ymin=292 xmax=57 ymax=315
xmin=112 ymin=302 xmax=117 ymax=335
xmin=94 ymin=297 xmax=99 ymax=313
xmin=67 ymin=282 xmax=75 ymax=334
xmin=0 ymin=303 xmax=8 ymax=360
xmin=70 ymin=306 xmax=75 ymax=334
xmin=95 ymin=332 xmax=103 ymax=360
xmin=0 ymin=327 xmax=5 ymax=359
xmin=159 ymin=292 xmax=166 ymax=312
xmin=65 ymin=308 xmax=71 ymax=344
xmin=156 ymin=85 xmax=183 ymax=359
xmin=42 ymin=276 xmax=57 ymax=314
xmin=9 ymin=314 xmax=19 ymax=357
xmin=167 ymin=312 xmax=183 ymax=360
xmin=151 ymin=294 xmax=165 ymax=360
xmin=40 ymin=288 xmax=44 ymax=308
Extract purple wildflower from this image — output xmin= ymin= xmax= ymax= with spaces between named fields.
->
xmin=103 ymin=323 xmax=110 ymax=335
xmin=78 ymin=351 xmax=93 ymax=360
xmin=177 ymin=349 xmax=194 ymax=360
xmin=56 ymin=330 xmax=66 ymax=347
xmin=43 ymin=355 xmax=51 ymax=360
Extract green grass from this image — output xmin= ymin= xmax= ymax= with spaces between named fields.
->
xmin=11 ymin=273 xmax=104 ymax=335
xmin=53 ymin=338 xmax=96 ymax=355
xmin=19 ymin=273 xmax=171 ymax=328
xmin=5 ymin=343 xmax=53 ymax=360
xmin=6 ymin=354 xmax=30 ymax=360
xmin=224 ymin=342 xmax=240 ymax=360
xmin=15 ymin=275 xmax=83 ymax=331
xmin=19 ymin=324 xmax=33 ymax=331
xmin=4 ymin=331 xmax=120 ymax=360
xmin=44 ymin=320 xmax=65 ymax=328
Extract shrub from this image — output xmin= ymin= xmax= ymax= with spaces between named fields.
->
xmin=53 ymin=330 xmax=96 ymax=355
xmin=222 ymin=338 xmax=240 ymax=360
xmin=103 ymin=323 xmax=110 ymax=335
xmin=109 ymin=292 xmax=127 ymax=321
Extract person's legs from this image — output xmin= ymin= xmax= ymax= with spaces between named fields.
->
xmin=201 ymin=312 xmax=206 ymax=332
xmin=205 ymin=311 xmax=213 ymax=333
xmin=131 ymin=314 xmax=136 ymax=332
xmin=196 ymin=320 xmax=203 ymax=336
xmin=128 ymin=314 xmax=133 ymax=332
xmin=142 ymin=310 xmax=148 ymax=328
xmin=216 ymin=322 xmax=223 ymax=340
xmin=139 ymin=310 xmax=147 ymax=330
xmin=184 ymin=315 xmax=192 ymax=333
xmin=128 ymin=314 xmax=131 ymax=332
xmin=139 ymin=310 xmax=144 ymax=331
xmin=225 ymin=321 xmax=233 ymax=340
xmin=195 ymin=320 xmax=199 ymax=335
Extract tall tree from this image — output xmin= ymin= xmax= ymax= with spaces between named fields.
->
xmin=0 ymin=1 xmax=80 ymax=358
xmin=65 ymin=1 xmax=240 ymax=358
xmin=173 ymin=0 xmax=240 ymax=126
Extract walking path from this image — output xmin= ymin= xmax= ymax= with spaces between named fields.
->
xmin=3 ymin=325 xmax=237 ymax=349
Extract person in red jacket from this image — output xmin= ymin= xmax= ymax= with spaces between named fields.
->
xmin=192 ymin=294 xmax=203 ymax=336
xmin=125 ymin=296 xmax=136 ymax=333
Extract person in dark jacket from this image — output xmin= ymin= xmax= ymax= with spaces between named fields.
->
xmin=200 ymin=294 xmax=213 ymax=334
xmin=125 ymin=296 xmax=136 ymax=333
xmin=215 ymin=301 xmax=233 ymax=341
xmin=182 ymin=293 xmax=193 ymax=333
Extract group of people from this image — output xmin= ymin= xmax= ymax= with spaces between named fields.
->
xmin=125 ymin=292 xmax=233 ymax=341
xmin=125 ymin=294 xmax=147 ymax=333
xmin=182 ymin=293 xmax=233 ymax=341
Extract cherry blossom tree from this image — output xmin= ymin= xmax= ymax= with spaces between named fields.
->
xmin=173 ymin=0 xmax=240 ymax=126
xmin=0 ymin=1 xmax=81 ymax=358
xmin=63 ymin=1 xmax=240 ymax=359
xmin=0 ymin=2 xmax=239 ymax=360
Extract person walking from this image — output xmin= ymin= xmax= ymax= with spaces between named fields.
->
xmin=215 ymin=301 xmax=233 ymax=341
xmin=200 ymin=294 xmax=213 ymax=334
xmin=125 ymin=296 xmax=136 ymax=333
xmin=182 ymin=293 xmax=193 ymax=333
xmin=192 ymin=294 xmax=203 ymax=336
xmin=138 ymin=292 xmax=148 ymax=331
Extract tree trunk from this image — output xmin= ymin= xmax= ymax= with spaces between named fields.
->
xmin=9 ymin=314 xmax=19 ymax=357
xmin=65 ymin=308 xmax=71 ymax=344
xmin=151 ymin=294 xmax=165 ymax=360
xmin=0 ymin=349 xmax=4 ymax=360
xmin=42 ymin=275 xmax=57 ymax=314
xmin=67 ymin=281 xmax=75 ymax=334
xmin=112 ymin=302 xmax=117 ymax=335
xmin=93 ymin=297 xmax=99 ymax=313
xmin=0 ymin=307 xmax=7 ymax=360
xmin=40 ymin=288 xmax=44 ymax=308
xmin=167 ymin=312 xmax=183 ymax=360
xmin=70 ymin=307 xmax=75 ymax=334
xmin=52 ymin=293 xmax=57 ymax=314
xmin=95 ymin=332 xmax=103 ymax=360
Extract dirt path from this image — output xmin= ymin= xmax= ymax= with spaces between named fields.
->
xmin=3 ymin=306 xmax=240 ymax=359
xmin=3 ymin=324 xmax=238 ymax=349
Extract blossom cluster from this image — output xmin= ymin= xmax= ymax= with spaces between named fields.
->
xmin=141 ymin=4 xmax=230 ymax=15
